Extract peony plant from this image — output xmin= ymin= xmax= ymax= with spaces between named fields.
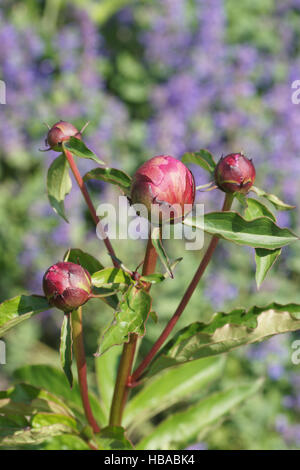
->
xmin=0 ymin=122 xmax=299 ymax=451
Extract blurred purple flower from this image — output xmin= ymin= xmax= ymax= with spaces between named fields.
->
xmin=267 ymin=363 xmax=285 ymax=380
xmin=185 ymin=442 xmax=207 ymax=450
xmin=51 ymin=223 xmax=70 ymax=246
xmin=204 ymin=273 xmax=238 ymax=310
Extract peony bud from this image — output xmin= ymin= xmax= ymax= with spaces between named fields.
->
xmin=46 ymin=121 xmax=82 ymax=151
xmin=214 ymin=153 xmax=256 ymax=194
xmin=130 ymin=155 xmax=195 ymax=223
xmin=43 ymin=261 xmax=92 ymax=312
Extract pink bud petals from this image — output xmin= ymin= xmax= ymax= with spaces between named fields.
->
xmin=214 ymin=153 xmax=256 ymax=194
xmin=130 ymin=155 xmax=195 ymax=223
xmin=43 ymin=261 xmax=92 ymax=312
xmin=46 ymin=121 xmax=82 ymax=152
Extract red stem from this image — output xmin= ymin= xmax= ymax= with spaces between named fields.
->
xmin=63 ymin=147 xmax=118 ymax=267
xmin=131 ymin=193 xmax=234 ymax=382
xmin=71 ymin=307 xmax=100 ymax=433
xmin=142 ymin=236 xmax=159 ymax=280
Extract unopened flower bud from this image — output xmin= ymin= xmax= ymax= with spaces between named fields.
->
xmin=43 ymin=261 xmax=92 ymax=312
xmin=130 ymin=155 xmax=195 ymax=223
xmin=46 ymin=121 xmax=82 ymax=151
xmin=214 ymin=153 xmax=256 ymax=194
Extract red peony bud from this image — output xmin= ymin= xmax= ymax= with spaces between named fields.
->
xmin=43 ymin=261 xmax=92 ymax=312
xmin=130 ymin=155 xmax=195 ymax=223
xmin=46 ymin=121 xmax=82 ymax=151
xmin=214 ymin=153 xmax=256 ymax=194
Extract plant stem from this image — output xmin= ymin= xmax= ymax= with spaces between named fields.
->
xmin=142 ymin=235 xmax=159 ymax=281
xmin=63 ymin=147 xmax=118 ymax=267
xmin=131 ymin=193 xmax=234 ymax=382
xmin=108 ymin=334 xmax=138 ymax=427
xmin=109 ymin=236 xmax=158 ymax=426
xmin=71 ymin=307 xmax=101 ymax=433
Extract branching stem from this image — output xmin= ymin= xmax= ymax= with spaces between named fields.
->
xmin=131 ymin=193 xmax=234 ymax=382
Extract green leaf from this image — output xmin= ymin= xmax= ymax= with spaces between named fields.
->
xmin=151 ymin=227 xmax=174 ymax=278
xmin=83 ymin=167 xmax=132 ymax=194
xmin=95 ymin=286 xmax=152 ymax=356
xmin=244 ymin=197 xmax=276 ymax=221
xmin=0 ymin=295 xmax=50 ymax=336
xmin=0 ymin=423 xmax=74 ymax=447
xmin=30 ymin=413 xmax=78 ymax=432
xmin=63 ymin=137 xmax=105 ymax=165
xmin=255 ymin=248 xmax=281 ymax=289
xmin=95 ymin=345 xmax=122 ymax=418
xmin=140 ymin=273 xmax=165 ymax=284
xmin=91 ymin=289 xmax=120 ymax=310
xmin=136 ymin=380 xmax=262 ymax=450
xmin=149 ymin=311 xmax=158 ymax=323
xmin=42 ymin=433 xmax=90 ymax=450
xmin=95 ymin=426 xmax=133 ymax=450
xmin=243 ymin=198 xmax=280 ymax=288
xmin=148 ymin=303 xmax=300 ymax=376
xmin=183 ymin=211 xmax=298 ymax=249
xmin=166 ymin=257 xmax=183 ymax=276
xmin=92 ymin=267 xmax=131 ymax=289
xmin=0 ymin=415 xmax=29 ymax=437
xmin=47 ymin=154 xmax=72 ymax=222
xmin=181 ymin=149 xmax=216 ymax=174
xmin=0 ymin=406 xmax=84 ymax=448
xmin=234 ymin=192 xmax=248 ymax=209
xmin=0 ymin=383 xmax=75 ymax=418
xmin=140 ymin=258 xmax=183 ymax=284
xmin=13 ymin=365 xmax=106 ymax=426
xmin=60 ymin=314 xmax=73 ymax=388
xmin=251 ymin=186 xmax=295 ymax=211
xmin=63 ymin=248 xmax=104 ymax=274
xmin=124 ymin=356 xmax=225 ymax=429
